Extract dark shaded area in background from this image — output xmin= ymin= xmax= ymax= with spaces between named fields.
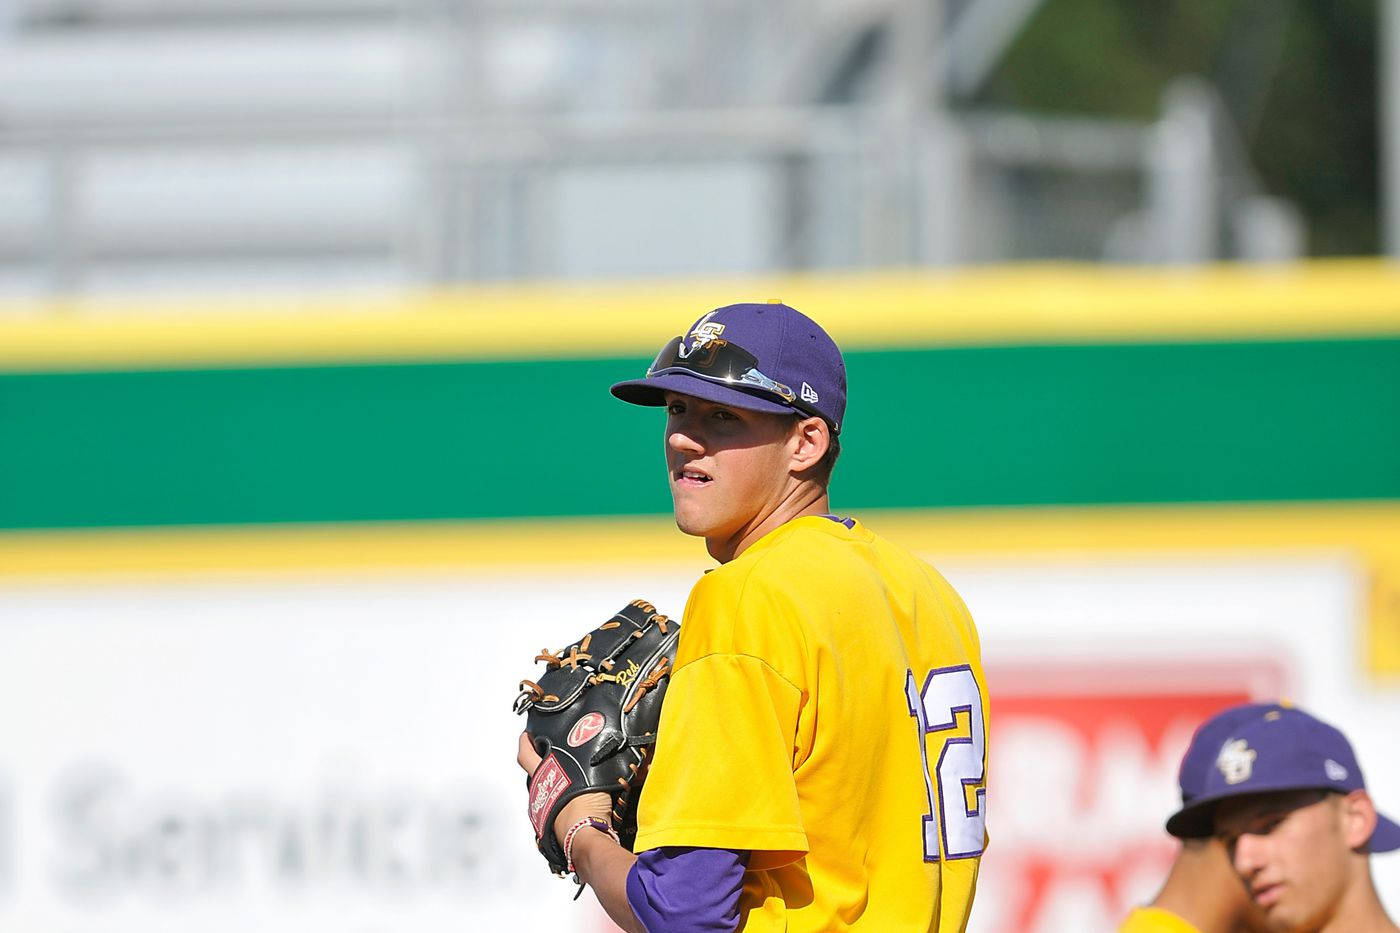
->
xmin=977 ymin=0 xmax=1379 ymax=256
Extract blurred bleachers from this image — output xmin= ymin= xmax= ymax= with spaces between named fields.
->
xmin=0 ymin=0 xmax=1301 ymax=299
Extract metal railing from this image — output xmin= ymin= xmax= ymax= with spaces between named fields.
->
xmin=0 ymin=1 xmax=1306 ymax=298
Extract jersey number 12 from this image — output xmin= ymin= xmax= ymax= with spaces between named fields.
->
xmin=905 ymin=665 xmax=986 ymax=861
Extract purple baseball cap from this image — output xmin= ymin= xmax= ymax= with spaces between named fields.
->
xmin=1177 ymin=702 xmax=1289 ymax=805
xmin=1165 ymin=704 xmax=1400 ymax=853
xmin=610 ymin=302 xmax=847 ymax=434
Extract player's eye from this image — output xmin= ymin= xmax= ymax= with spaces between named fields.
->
xmin=666 ymin=401 xmax=686 ymax=416
xmin=1236 ymin=815 xmax=1283 ymax=839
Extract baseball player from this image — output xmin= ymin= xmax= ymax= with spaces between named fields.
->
xmin=517 ymin=301 xmax=989 ymax=931
xmin=1164 ymin=703 xmax=1400 ymax=933
xmin=1121 ymin=703 xmax=1275 ymax=933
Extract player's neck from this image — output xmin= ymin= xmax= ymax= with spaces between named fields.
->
xmin=706 ymin=483 xmax=829 ymax=564
xmin=1148 ymin=840 xmax=1248 ymax=930
xmin=1151 ymin=862 xmax=1242 ymax=933
xmin=1317 ymin=870 xmax=1399 ymax=933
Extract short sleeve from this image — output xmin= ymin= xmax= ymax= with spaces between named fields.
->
xmin=633 ymin=652 xmax=808 ymax=869
xmin=626 ymin=847 xmax=747 ymax=933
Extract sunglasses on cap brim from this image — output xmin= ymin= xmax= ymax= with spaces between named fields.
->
xmin=647 ymin=335 xmax=826 ymax=422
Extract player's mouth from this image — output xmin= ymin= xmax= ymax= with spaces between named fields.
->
xmin=1251 ymin=881 xmax=1283 ymax=909
xmin=673 ymin=467 xmax=713 ymax=487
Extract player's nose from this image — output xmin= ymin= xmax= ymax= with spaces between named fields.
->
xmin=666 ymin=420 xmax=705 ymax=456
xmin=1232 ymin=834 xmax=1266 ymax=877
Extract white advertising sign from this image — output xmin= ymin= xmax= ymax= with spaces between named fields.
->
xmin=0 ymin=553 xmax=1394 ymax=931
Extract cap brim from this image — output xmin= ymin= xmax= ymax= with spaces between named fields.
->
xmin=1165 ymin=796 xmax=1219 ymax=839
xmin=610 ymin=372 xmax=794 ymax=416
xmin=1369 ymin=813 xmax=1400 ymax=853
xmin=1165 ymin=775 xmax=1336 ymax=839
xmin=1168 ymin=785 xmax=1400 ymax=851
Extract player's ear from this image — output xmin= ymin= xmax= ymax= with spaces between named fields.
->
xmin=788 ymin=415 xmax=830 ymax=475
xmin=1339 ymin=790 xmax=1379 ymax=852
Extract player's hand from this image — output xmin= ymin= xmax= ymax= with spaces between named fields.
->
xmin=517 ymin=732 xmax=614 ymax=843
xmin=517 ymin=730 xmax=544 ymax=776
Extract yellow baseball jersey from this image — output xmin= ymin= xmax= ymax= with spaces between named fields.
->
xmin=1118 ymin=907 xmax=1203 ymax=933
xmin=634 ymin=515 xmax=988 ymax=932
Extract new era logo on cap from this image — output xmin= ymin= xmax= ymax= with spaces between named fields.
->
xmin=800 ymin=382 xmax=819 ymax=404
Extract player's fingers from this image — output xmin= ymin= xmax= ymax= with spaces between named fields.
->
xmin=517 ymin=730 xmax=543 ymax=776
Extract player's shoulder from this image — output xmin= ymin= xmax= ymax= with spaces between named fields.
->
xmin=682 ymin=518 xmax=850 ymax=626
xmin=858 ymin=520 xmax=980 ymax=627
xmin=1117 ymin=907 xmax=1203 ymax=933
xmin=697 ymin=515 xmax=952 ymax=607
xmin=702 ymin=515 xmax=865 ymax=590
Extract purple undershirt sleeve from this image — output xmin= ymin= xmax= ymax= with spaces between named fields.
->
xmin=625 ymin=846 xmax=748 ymax=933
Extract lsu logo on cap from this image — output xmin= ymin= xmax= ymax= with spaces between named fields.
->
xmin=1217 ymin=738 xmax=1257 ymax=785
xmin=682 ymin=310 xmax=726 ymax=355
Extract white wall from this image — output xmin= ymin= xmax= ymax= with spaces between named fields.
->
xmin=0 ymin=550 xmax=1393 ymax=932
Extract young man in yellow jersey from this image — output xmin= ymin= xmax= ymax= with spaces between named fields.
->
xmin=1120 ymin=837 xmax=1267 ymax=933
xmin=517 ymin=301 xmax=989 ymax=932
xmin=1122 ymin=703 xmax=1274 ymax=933
xmin=1165 ymin=704 xmax=1399 ymax=933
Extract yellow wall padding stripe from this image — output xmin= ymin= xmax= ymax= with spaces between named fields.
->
xmin=2 ymin=260 xmax=1399 ymax=371
xmin=2 ymin=501 xmax=1398 ymax=582
xmin=6 ymin=502 xmax=1398 ymax=679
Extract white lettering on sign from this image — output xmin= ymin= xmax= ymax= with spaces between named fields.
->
xmin=46 ymin=764 xmax=499 ymax=902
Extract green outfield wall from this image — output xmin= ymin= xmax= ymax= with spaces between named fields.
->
xmin=3 ymin=263 xmax=1399 ymax=531
xmin=2 ymin=337 xmax=1399 ymax=530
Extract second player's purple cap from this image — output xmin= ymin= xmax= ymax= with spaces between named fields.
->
xmin=1176 ymin=702 xmax=1288 ymax=805
xmin=610 ymin=302 xmax=847 ymax=434
xmin=1165 ymin=704 xmax=1400 ymax=853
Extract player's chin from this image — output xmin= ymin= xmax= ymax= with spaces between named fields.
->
xmin=671 ymin=512 xmax=711 ymax=538
xmin=670 ymin=502 xmax=723 ymax=539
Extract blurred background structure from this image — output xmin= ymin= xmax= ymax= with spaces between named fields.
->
xmin=0 ymin=0 xmax=1389 ymax=295
xmin=1 ymin=3 xmax=1399 ymax=933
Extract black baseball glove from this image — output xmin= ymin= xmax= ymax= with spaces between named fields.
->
xmin=514 ymin=599 xmax=680 ymax=875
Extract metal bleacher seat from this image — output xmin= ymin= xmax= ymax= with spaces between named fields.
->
xmin=0 ymin=0 xmax=427 ymax=295
xmin=0 ymin=0 xmax=808 ymax=298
